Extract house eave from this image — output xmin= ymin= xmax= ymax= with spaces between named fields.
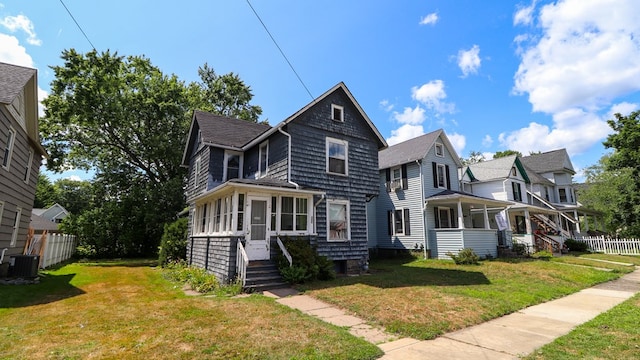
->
xmin=193 ymin=181 xmax=325 ymax=203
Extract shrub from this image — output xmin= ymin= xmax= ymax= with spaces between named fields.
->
xmin=446 ymin=248 xmax=480 ymax=265
xmin=280 ymin=265 xmax=311 ymax=284
xmin=162 ymin=261 xmax=242 ymax=296
xmin=564 ymin=238 xmax=589 ymax=252
xmin=277 ymin=237 xmax=336 ymax=284
xmin=512 ymin=243 xmax=529 ymax=257
xmin=158 ymin=217 xmax=188 ymax=266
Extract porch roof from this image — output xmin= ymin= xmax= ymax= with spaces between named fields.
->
xmin=509 ymin=203 xmax=559 ymax=215
xmin=426 ymin=190 xmax=512 ymax=207
xmin=194 ymin=178 xmax=324 ymax=202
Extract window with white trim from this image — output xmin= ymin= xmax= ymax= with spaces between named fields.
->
xmin=511 ymin=166 xmax=517 ymax=176
xmin=2 ymin=127 xmax=15 ymax=170
xmin=199 ymin=203 xmax=208 ymax=233
xmin=259 ymin=141 xmax=268 ymax=177
xmin=193 ymin=155 xmax=201 ymax=187
xmin=437 ymin=164 xmax=447 ymax=188
xmin=224 ymin=151 xmax=242 ymax=181
xmin=213 ymin=199 xmax=222 ymax=232
xmin=10 ymin=207 xmax=22 ymax=247
xmin=326 ymin=137 xmax=348 ymax=175
xmin=559 ymin=188 xmax=567 ymax=203
xmin=328 ymin=200 xmax=350 ymax=241
xmin=388 ymin=208 xmax=411 ymax=235
xmin=331 ymin=104 xmax=344 ymax=122
xmin=512 ymin=181 xmax=523 ymax=202
xmin=222 ymin=196 xmax=231 ymax=231
xmin=390 ymin=166 xmax=402 ymax=189
xmin=237 ymin=194 xmax=245 ymax=231
xmin=24 ymin=148 xmax=34 ymax=183
xmin=435 ymin=207 xmax=453 ymax=228
xmin=435 ymin=143 xmax=444 ymax=157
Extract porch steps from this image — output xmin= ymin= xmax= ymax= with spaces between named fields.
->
xmin=245 ymin=260 xmax=288 ymax=292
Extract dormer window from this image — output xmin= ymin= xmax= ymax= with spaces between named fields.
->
xmin=435 ymin=143 xmax=444 ymax=157
xmin=331 ymin=104 xmax=344 ymax=122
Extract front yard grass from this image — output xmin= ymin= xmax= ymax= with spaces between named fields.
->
xmin=0 ymin=259 xmax=381 ymax=360
xmin=297 ymin=255 xmax=629 ymax=340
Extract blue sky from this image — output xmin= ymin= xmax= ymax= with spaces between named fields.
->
xmin=2 ymin=0 xmax=640 ymax=182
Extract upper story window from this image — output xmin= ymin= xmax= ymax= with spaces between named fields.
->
xmin=2 ymin=127 xmax=16 ymax=170
xmin=512 ymin=181 xmax=523 ymax=202
xmin=224 ymin=151 xmax=243 ymax=181
xmin=328 ymin=200 xmax=350 ymax=241
xmin=435 ymin=143 xmax=444 ymax=157
xmin=391 ymin=166 xmax=402 ymax=189
xmin=437 ymin=164 xmax=447 ymax=188
xmin=194 ymin=154 xmax=201 ymax=187
xmin=544 ymin=186 xmax=550 ymax=201
xmin=326 ymin=137 xmax=348 ymax=176
xmin=259 ymin=141 xmax=268 ymax=177
xmin=511 ymin=166 xmax=517 ymax=176
xmin=559 ymin=188 xmax=567 ymax=203
xmin=331 ymin=104 xmax=344 ymax=122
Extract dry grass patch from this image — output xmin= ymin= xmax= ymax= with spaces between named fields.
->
xmin=0 ymin=259 xmax=381 ymax=360
xmin=298 ymin=256 xmax=623 ymax=340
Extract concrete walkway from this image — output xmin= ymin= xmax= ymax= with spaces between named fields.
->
xmin=265 ymin=267 xmax=640 ymax=359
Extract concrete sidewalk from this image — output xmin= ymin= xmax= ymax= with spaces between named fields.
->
xmin=266 ymin=268 xmax=640 ymax=359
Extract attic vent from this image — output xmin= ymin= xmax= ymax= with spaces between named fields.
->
xmin=331 ymin=104 xmax=344 ymax=122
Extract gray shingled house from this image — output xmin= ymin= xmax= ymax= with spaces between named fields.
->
xmin=181 ymin=82 xmax=387 ymax=288
xmin=0 ymin=62 xmax=47 ymax=266
xmin=369 ymin=130 xmax=510 ymax=259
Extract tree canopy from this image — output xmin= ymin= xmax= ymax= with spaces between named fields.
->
xmin=40 ymin=49 xmax=262 ymax=257
xmin=493 ymin=150 xmax=522 ymax=158
xmin=460 ymin=150 xmax=485 ymax=166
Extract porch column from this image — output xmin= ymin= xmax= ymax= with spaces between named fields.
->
xmin=457 ymin=200 xmax=465 ymax=229
xmin=524 ymin=209 xmax=532 ymax=234
xmin=573 ymin=210 xmax=581 ymax=233
xmin=483 ymin=204 xmax=490 ymax=229
xmin=506 ymin=208 xmax=511 ymax=230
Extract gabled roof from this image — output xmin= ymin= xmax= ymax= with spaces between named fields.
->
xmin=0 ymin=62 xmax=36 ymax=104
xmin=244 ymin=82 xmax=387 ymax=150
xmin=30 ymin=214 xmax=61 ymax=232
xmin=378 ymin=129 xmax=461 ymax=169
xmin=520 ymin=149 xmax=575 ymax=175
xmin=521 ymin=163 xmax=555 ymax=186
xmin=464 ymin=155 xmax=530 ymax=183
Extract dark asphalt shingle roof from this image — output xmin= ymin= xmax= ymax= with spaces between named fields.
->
xmin=0 ymin=62 xmax=36 ymax=104
xmin=465 ymin=155 xmax=518 ymax=181
xmin=378 ymin=130 xmax=442 ymax=169
xmin=520 ymin=149 xmax=575 ymax=174
xmin=194 ymin=110 xmax=271 ymax=148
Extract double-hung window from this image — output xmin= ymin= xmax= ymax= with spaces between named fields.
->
xmin=326 ymin=138 xmax=348 ymax=175
xmin=435 ymin=207 xmax=454 ymax=228
xmin=2 ymin=127 xmax=15 ymax=170
xmin=559 ymin=188 xmax=567 ymax=203
xmin=437 ymin=164 xmax=447 ymax=188
xmin=328 ymin=200 xmax=350 ymax=241
xmin=259 ymin=141 xmax=268 ymax=177
xmin=224 ymin=151 xmax=242 ymax=181
xmin=512 ymin=182 xmax=523 ymax=202
xmin=279 ymin=196 xmax=309 ymax=232
xmin=388 ymin=209 xmax=411 ymax=235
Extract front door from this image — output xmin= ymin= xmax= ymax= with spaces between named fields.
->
xmin=245 ymin=197 xmax=270 ymax=260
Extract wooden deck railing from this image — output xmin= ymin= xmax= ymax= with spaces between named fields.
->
xmin=236 ymin=241 xmax=249 ymax=286
xmin=534 ymin=233 xmax=561 ymax=253
xmin=276 ymin=237 xmax=292 ymax=267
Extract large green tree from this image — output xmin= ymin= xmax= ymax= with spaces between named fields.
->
xmin=41 ymin=49 xmax=261 ymax=257
xmin=493 ymin=150 xmax=522 ymax=158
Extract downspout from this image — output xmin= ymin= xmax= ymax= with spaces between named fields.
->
xmin=417 ymin=160 xmax=428 ymax=259
xmin=0 ymin=248 xmax=7 ymax=264
xmin=278 ymin=127 xmax=299 ymax=189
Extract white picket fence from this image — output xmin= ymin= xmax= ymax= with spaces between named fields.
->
xmin=578 ymin=236 xmax=640 ymax=255
xmin=37 ymin=233 xmax=77 ymax=268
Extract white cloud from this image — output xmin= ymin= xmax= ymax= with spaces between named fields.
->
xmin=411 ymin=80 xmax=455 ymax=114
xmin=457 ymin=45 xmax=481 ymax=77
xmin=446 ymin=132 xmax=466 ymax=156
xmin=66 ymin=175 xmax=82 ymax=182
xmin=379 ymin=99 xmax=394 ymax=112
xmin=0 ymin=14 xmax=41 ymax=46
xmin=0 ymin=33 xmax=34 ymax=66
xmin=393 ymin=105 xmax=426 ymax=125
xmin=607 ymin=102 xmax=638 ymax=119
xmin=513 ymin=0 xmax=640 ymax=114
xmin=514 ymin=1 xmax=536 ymax=26
xmin=419 ymin=13 xmax=438 ymax=26
xmin=387 ymin=124 xmax=424 ymax=146
xmin=482 ymin=134 xmax=493 ymax=147
xmin=498 ymin=108 xmax=611 ymax=155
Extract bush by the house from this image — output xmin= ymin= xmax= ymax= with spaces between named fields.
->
xmin=564 ymin=238 xmax=589 ymax=252
xmin=446 ymin=248 xmax=480 ymax=265
xmin=162 ymin=261 xmax=242 ymax=296
xmin=158 ymin=217 xmax=188 ymax=266
xmin=277 ymin=237 xmax=336 ymax=284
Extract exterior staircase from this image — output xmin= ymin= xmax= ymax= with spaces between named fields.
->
xmin=244 ymin=260 xmax=288 ymax=292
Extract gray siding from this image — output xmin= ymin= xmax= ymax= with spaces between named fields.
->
xmin=0 ymin=107 xmax=39 ymax=257
xmin=243 ymin=132 xmax=288 ymax=181
xmin=188 ymin=235 xmax=240 ymax=283
xmin=422 ymin=135 xmax=460 ymax=198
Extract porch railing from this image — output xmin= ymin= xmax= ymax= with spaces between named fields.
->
xmin=276 ymin=237 xmax=292 ymax=267
xmin=236 ymin=241 xmax=249 ymax=286
xmin=534 ymin=232 xmax=561 ymax=253
xmin=578 ymin=236 xmax=640 ymax=255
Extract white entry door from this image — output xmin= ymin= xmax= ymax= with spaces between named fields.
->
xmin=245 ymin=197 xmax=270 ymax=260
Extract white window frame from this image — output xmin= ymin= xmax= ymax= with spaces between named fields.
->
xmin=511 ymin=166 xmax=517 ymax=176
xmin=24 ymin=148 xmax=34 ymax=183
xmin=513 ymin=181 xmax=523 ymax=202
xmin=392 ymin=209 xmax=406 ymax=235
xmin=327 ymin=199 xmax=350 ymax=241
xmin=193 ymin=154 xmax=201 ymax=188
xmin=3 ymin=127 xmax=16 ymax=170
xmin=223 ymin=150 xmax=243 ymax=181
xmin=258 ymin=141 xmax=269 ymax=177
xmin=436 ymin=164 xmax=447 ymax=188
xmin=435 ymin=143 xmax=444 ymax=157
xmin=436 ymin=207 xmax=453 ymax=228
xmin=10 ymin=207 xmax=22 ymax=247
xmin=326 ymin=137 xmax=348 ymax=176
xmin=331 ymin=104 xmax=344 ymax=122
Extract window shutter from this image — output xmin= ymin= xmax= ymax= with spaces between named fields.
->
xmin=387 ymin=210 xmax=393 ymax=235
xmin=434 ymin=208 xmax=440 ymax=229
xmin=432 ymin=162 xmax=438 ymax=188
xmin=385 ymin=169 xmax=391 ymax=192
xmin=404 ymin=208 xmax=411 ymax=235
xmin=445 ymin=164 xmax=451 ymax=190
xmin=401 ymin=164 xmax=408 ymax=190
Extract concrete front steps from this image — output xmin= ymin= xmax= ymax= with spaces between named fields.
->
xmin=245 ymin=260 xmax=288 ymax=292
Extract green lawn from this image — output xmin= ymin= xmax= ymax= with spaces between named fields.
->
xmin=297 ymin=255 xmax=630 ymax=340
xmin=0 ymin=259 xmax=381 ymax=360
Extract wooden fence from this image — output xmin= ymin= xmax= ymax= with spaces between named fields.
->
xmin=577 ymin=236 xmax=640 ymax=255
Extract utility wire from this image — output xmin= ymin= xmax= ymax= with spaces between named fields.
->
xmin=246 ymin=0 xmax=313 ymax=99
xmin=59 ymin=0 xmax=96 ymax=51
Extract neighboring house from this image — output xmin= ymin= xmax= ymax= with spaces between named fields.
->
xmin=30 ymin=214 xmax=61 ymax=234
xmin=181 ymin=82 xmax=387 ymax=283
xmin=32 ymin=203 xmax=69 ymax=224
xmin=370 ymin=130 xmax=511 ymax=259
xmin=0 ymin=62 xmax=47 ymax=260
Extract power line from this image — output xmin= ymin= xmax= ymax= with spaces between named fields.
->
xmin=246 ymin=0 xmax=313 ymax=99
xmin=59 ymin=0 xmax=96 ymax=51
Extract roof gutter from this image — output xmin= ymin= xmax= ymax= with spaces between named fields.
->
xmin=278 ymin=127 xmax=299 ymax=189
